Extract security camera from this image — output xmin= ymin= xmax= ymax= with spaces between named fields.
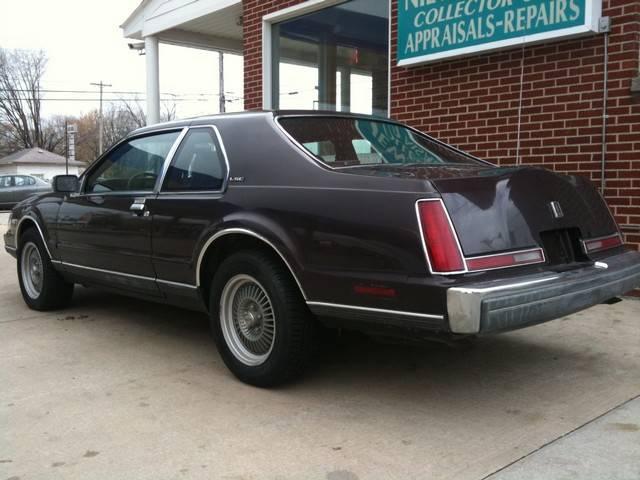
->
xmin=128 ymin=42 xmax=146 ymax=55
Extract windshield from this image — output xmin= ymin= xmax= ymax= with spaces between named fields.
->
xmin=278 ymin=116 xmax=480 ymax=168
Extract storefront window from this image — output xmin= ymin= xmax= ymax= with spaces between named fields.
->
xmin=271 ymin=0 xmax=389 ymax=116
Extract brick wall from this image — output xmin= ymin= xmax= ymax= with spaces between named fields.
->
xmin=390 ymin=0 xmax=640 ymax=251
xmin=243 ymin=0 xmax=640 ymax=251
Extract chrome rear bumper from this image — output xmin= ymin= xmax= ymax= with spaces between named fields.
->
xmin=447 ymin=250 xmax=640 ymax=334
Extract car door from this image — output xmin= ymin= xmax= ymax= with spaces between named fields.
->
xmin=0 ymin=176 xmax=13 ymax=206
xmin=12 ymin=175 xmax=38 ymax=204
xmin=56 ymin=129 xmax=183 ymax=296
xmin=147 ymin=126 xmax=229 ymax=295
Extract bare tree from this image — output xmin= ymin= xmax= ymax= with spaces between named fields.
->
xmin=119 ymin=97 xmax=177 ymax=130
xmin=0 ymin=48 xmax=48 ymax=152
xmin=71 ymin=100 xmax=177 ymax=164
xmin=41 ymin=115 xmax=69 ymax=155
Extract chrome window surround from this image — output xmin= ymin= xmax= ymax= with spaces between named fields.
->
xmin=78 ymin=126 xmax=188 ymax=197
xmin=74 ymin=124 xmax=231 ymax=198
xmin=273 ymin=114 xmax=492 ymax=172
xmin=157 ymin=125 xmax=231 ymax=196
xmin=415 ymin=199 xmax=546 ymax=276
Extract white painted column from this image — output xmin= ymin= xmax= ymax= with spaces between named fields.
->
xmin=145 ymin=35 xmax=160 ymax=125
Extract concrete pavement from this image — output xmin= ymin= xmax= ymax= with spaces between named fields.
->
xmin=1 ymin=247 xmax=639 ymax=480
xmin=488 ymin=396 xmax=640 ymax=480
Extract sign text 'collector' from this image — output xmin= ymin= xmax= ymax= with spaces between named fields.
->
xmin=397 ymin=0 xmax=601 ymax=66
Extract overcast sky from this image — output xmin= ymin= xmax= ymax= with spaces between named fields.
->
xmin=0 ymin=0 xmax=245 ymax=119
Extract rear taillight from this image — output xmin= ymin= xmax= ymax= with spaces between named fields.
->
xmin=416 ymin=199 xmax=466 ymax=274
xmin=417 ymin=199 xmax=547 ymax=274
xmin=582 ymin=233 xmax=623 ymax=254
xmin=466 ymin=248 xmax=545 ymax=272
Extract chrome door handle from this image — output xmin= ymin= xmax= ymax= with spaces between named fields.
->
xmin=130 ymin=198 xmax=146 ymax=214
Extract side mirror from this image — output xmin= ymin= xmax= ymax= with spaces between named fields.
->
xmin=53 ymin=175 xmax=79 ymax=193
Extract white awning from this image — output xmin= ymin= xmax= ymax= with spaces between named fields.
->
xmin=121 ymin=0 xmax=243 ymax=53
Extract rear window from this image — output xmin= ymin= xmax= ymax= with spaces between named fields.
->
xmin=278 ymin=116 xmax=479 ymax=168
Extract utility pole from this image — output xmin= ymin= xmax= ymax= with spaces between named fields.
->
xmin=219 ymin=52 xmax=225 ymax=114
xmin=64 ymin=118 xmax=68 ymax=174
xmin=90 ymin=81 xmax=112 ymax=154
xmin=66 ymin=123 xmax=77 ymax=174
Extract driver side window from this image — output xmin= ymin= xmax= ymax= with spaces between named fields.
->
xmin=85 ymin=131 xmax=180 ymax=193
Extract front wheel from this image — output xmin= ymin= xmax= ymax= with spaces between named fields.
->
xmin=17 ymin=229 xmax=74 ymax=311
xmin=209 ymin=251 xmax=316 ymax=387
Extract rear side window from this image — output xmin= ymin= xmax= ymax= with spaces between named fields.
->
xmin=162 ymin=128 xmax=227 ymax=192
xmin=279 ymin=117 xmax=479 ymax=168
xmin=14 ymin=176 xmax=33 ymax=186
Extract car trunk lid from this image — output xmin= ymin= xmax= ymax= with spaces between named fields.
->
xmin=340 ymin=164 xmax=618 ymax=260
xmin=429 ymin=166 xmax=618 ymax=258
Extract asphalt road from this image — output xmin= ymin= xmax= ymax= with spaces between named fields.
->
xmin=1 ymin=246 xmax=639 ymax=480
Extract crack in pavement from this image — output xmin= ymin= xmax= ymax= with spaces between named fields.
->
xmin=480 ymin=393 xmax=640 ymax=480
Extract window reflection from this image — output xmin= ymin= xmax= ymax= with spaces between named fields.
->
xmin=272 ymin=0 xmax=389 ymax=116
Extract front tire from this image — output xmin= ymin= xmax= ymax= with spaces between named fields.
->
xmin=17 ymin=229 xmax=74 ymax=311
xmin=209 ymin=251 xmax=315 ymax=387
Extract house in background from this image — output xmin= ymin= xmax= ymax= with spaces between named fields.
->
xmin=0 ymin=148 xmax=84 ymax=181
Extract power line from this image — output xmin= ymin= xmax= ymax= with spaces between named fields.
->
xmin=0 ymin=88 xmax=227 ymax=96
xmin=7 ymin=97 xmax=244 ymax=102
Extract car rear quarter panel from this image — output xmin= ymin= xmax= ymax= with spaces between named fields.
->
xmin=184 ymin=116 xmax=456 ymax=315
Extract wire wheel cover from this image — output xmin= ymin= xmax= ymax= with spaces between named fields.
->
xmin=220 ymin=274 xmax=276 ymax=366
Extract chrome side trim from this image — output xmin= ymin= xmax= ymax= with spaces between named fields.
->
xmin=447 ymin=276 xmax=559 ymax=334
xmin=61 ymin=261 xmax=197 ymax=290
xmin=156 ymin=278 xmax=198 ymax=290
xmin=195 ymin=228 xmax=307 ymax=300
xmin=16 ymin=215 xmax=53 ymax=259
xmin=62 ymin=262 xmax=157 ymax=282
xmin=415 ymin=198 xmax=468 ymax=275
xmin=306 ymin=301 xmax=445 ymax=320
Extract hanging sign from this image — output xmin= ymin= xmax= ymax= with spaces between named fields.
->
xmin=397 ymin=0 xmax=602 ymax=67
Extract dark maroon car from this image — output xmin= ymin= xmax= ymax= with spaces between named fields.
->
xmin=5 ymin=111 xmax=640 ymax=386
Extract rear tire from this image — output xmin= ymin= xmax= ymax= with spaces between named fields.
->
xmin=209 ymin=250 xmax=315 ymax=387
xmin=17 ymin=229 xmax=74 ymax=311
